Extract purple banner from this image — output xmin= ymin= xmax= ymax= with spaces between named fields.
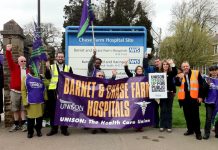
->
xmin=0 ymin=54 xmax=3 ymax=65
xmin=54 ymin=72 xmax=154 ymax=129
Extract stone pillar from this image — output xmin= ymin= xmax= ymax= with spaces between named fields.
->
xmin=0 ymin=20 xmax=26 ymax=127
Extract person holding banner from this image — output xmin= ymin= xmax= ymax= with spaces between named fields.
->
xmin=124 ymin=59 xmax=145 ymax=132
xmin=176 ymin=61 xmax=204 ymax=140
xmin=45 ymin=51 xmax=73 ymax=136
xmin=124 ymin=57 xmax=145 ymax=78
xmin=21 ymin=65 xmax=46 ymax=138
xmin=6 ymin=44 xmax=28 ymax=132
xmin=143 ymin=55 xmax=161 ymax=128
xmin=203 ymin=66 xmax=218 ymax=139
xmin=159 ymin=59 xmax=177 ymax=132
xmin=88 ymin=49 xmax=102 ymax=77
xmin=84 ymin=49 xmax=102 ymax=131
xmin=91 ymin=70 xmax=117 ymax=134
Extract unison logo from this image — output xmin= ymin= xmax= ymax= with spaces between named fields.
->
xmin=59 ymin=99 xmax=84 ymax=112
xmin=29 ymin=82 xmax=43 ymax=88
xmin=135 ymin=101 xmax=151 ymax=116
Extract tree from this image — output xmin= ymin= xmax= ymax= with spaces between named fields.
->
xmin=134 ymin=2 xmax=154 ymax=49
xmin=111 ymin=0 xmax=136 ymax=25
xmin=161 ymin=0 xmax=217 ymax=67
xmin=62 ymin=0 xmax=154 ymax=51
xmin=23 ymin=22 xmax=61 ymax=47
xmin=96 ymin=0 xmax=116 ymax=25
xmin=63 ymin=0 xmax=83 ymax=27
xmin=171 ymin=0 xmax=218 ymax=31
xmin=108 ymin=0 xmax=154 ymax=49
xmin=23 ymin=22 xmax=61 ymax=62
xmin=160 ymin=19 xmax=214 ymax=66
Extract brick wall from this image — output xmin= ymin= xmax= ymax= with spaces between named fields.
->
xmin=1 ymin=20 xmax=25 ymax=127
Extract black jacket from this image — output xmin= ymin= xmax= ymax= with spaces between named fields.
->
xmin=165 ymin=67 xmax=177 ymax=93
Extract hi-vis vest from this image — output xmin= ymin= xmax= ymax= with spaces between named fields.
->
xmin=178 ymin=70 xmax=199 ymax=100
xmin=48 ymin=64 xmax=70 ymax=90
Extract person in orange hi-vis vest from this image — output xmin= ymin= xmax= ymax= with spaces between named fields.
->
xmin=175 ymin=61 xmax=204 ymax=140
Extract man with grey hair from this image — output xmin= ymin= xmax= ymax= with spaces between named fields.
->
xmin=176 ymin=61 xmax=204 ymax=140
xmin=6 ymin=44 xmax=28 ymax=132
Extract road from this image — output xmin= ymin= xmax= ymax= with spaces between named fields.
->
xmin=0 ymin=124 xmax=218 ymax=150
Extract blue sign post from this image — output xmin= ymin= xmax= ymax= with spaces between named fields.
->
xmin=65 ymin=26 xmax=147 ymax=78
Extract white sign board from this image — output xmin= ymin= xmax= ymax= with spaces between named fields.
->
xmin=65 ymin=26 xmax=147 ymax=79
xmin=149 ymin=73 xmax=167 ymax=99
xmin=68 ymin=46 xmax=144 ymax=79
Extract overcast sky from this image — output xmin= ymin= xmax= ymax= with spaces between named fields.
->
xmin=0 ymin=0 xmax=179 ymax=38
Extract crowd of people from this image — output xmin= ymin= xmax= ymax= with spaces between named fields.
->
xmin=0 ymin=44 xmax=218 ymax=141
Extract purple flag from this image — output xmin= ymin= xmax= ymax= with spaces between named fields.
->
xmin=77 ymin=0 xmax=95 ymax=38
xmin=31 ymin=22 xmax=47 ymax=62
xmin=30 ymin=22 xmax=48 ymax=76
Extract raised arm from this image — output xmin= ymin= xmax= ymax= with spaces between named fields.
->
xmin=111 ymin=69 xmax=117 ymax=80
xmin=143 ymin=53 xmax=149 ymax=71
xmin=45 ymin=61 xmax=52 ymax=79
xmin=5 ymin=44 xmax=16 ymax=71
xmin=168 ymin=59 xmax=177 ymax=76
xmin=88 ymin=49 xmax=96 ymax=74
xmin=123 ymin=59 xmax=133 ymax=77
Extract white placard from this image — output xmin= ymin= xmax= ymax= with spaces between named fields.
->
xmin=147 ymin=48 xmax=152 ymax=54
xmin=149 ymin=73 xmax=167 ymax=99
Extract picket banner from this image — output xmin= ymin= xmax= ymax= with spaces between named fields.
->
xmin=54 ymin=72 xmax=154 ymax=129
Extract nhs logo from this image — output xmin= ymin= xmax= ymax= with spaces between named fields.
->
xmin=129 ymin=47 xmax=140 ymax=53
xmin=129 ymin=59 xmax=140 ymax=64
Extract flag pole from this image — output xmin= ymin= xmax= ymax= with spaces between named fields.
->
xmin=91 ymin=21 xmax=96 ymax=49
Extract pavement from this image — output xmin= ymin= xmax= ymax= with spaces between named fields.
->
xmin=0 ymin=122 xmax=218 ymax=150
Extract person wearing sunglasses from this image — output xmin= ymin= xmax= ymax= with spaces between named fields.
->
xmin=6 ymin=44 xmax=29 ymax=132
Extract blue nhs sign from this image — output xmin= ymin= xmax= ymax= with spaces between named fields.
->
xmin=65 ymin=26 xmax=147 ymax=78
xmin=129 ymin=59 xmax=140 ymax=64
xmin=129 ymin=47 xmax=141 ymax=53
